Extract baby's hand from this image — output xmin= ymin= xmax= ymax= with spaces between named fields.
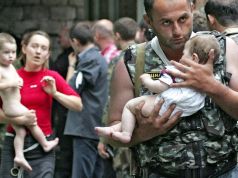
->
xmin=9 ymin=78 xmax=23 ymax=88
xmin=68 ymin=52 xmax=76 ymax=67
xmin=140 ymin=73 xmax=151 ymax=85
xmin=17 ymin=78 xmax=23 ymax=88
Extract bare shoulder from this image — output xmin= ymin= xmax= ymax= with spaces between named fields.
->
xmin=226 ymin=37 xmax=238 ymax=91
xmin=108 ymin=59 xmax=134 ymax=124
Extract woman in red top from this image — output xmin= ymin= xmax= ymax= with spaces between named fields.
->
xmin=0 ymin=30 xmax=82 ymax=178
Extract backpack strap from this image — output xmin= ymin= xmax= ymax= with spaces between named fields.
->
xmin=134 ymin=42 xmax=146 ymax=97
xmin=129 ymin=42 xmax=146 ymax=177
xmin=223 ymin=28 xmax=238 ymax=36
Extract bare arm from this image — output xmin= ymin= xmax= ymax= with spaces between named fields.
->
xmin=53 ymin=92 xmax=82 ymax=112
xmin=0 ymin=76 xmax=22 ymax=90
xmin=107 ymin=60 xmax=181 ymax=147
xmin=0 ymin=80 xmax=13 ymax=89
xmin=41 ymin=76 xmax=83 ymax=112
xmin=140 ymin=73 xmax=169 ymax=94
xmin=169 ymin=37 xmax=238 ymax=120
xmin=66 ymin=52 xmax=77 ymax=82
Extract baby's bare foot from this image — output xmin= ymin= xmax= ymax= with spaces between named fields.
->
xmin=43 ymin=138 xmax=59 ymax=152
xmin=95 ymin=127 xmax=113 ymax=137
xmin=14 ymin=157 xmax=32 ymax=172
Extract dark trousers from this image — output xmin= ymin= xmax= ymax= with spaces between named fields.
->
xmin=102 ymin=158 xmax=116 ymax=178
xmin=54 ymin=135 xmax=72 ymax=178
xmin=53 ymin=104 xmax=72 ymax=178
xmin=0 ymin=134 xmax=55 ymax=178
xmin=72 ymin=137 xmax=104 ymax=178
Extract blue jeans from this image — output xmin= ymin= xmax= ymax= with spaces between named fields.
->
xmin=149 ymin=165 xmax=238 ymax=178
xmin=72 ymin=137 xmax=104 ymax=178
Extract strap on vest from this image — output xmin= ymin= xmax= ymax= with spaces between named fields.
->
xmin=130 ymin=42 xmax=146 ymax=177
xmin=134 ymin=42 xmax=146 ymax=97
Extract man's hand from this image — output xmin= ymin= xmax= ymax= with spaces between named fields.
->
xmin=97 ymin=142 xmax=110 ymax=159
xmin=168 ymin=49 xmax=216 ymax=94
xmin=68 ymin=52 xmax=77 ymax=67
xmin=132 ymin=99 xmax=182 ymax=144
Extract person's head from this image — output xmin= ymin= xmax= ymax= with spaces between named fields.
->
xmin=58 ymin=25 xmax=71 ymax=49
xmin=191 ymin=0 xmax=207 ymax=10
xmin=91 ymin=19 xmax=114 ymax=48
xmin=204 ymin=0 xmax=238 ymax=32
xmin=0 ymin=33 xmax=17 ymax=66
xmin=181 ymin=34 xmax=220 ymax=64
xmin=143 ymin=0 xmax=194 ymax=54
xmin=135 ymin=18 xmax=155 ymax=43
xmin=69 ymin=22 xmax=94 ymax=53
xmin=113 ymin=17 xmax=138 ymax=49
xmin=193 ymin=10 xmax=209 ymax=32
xmin=19 ymin=30 xmax=51 ymax=69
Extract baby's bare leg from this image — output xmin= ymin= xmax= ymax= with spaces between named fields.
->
xmin=12 ymin=124 xmax=32 ymax=172
xmin=95 ymin=123 xmax=122 ymax=137
xmin=112 ymin=97 xmax=143 ymax=143
xmin=95 ymin=97 xmax=142 ymax=143
xmin=28 ymin=125 xmax=59 ymax=152
xmin=112 ymin=96 xmax=156 ymax=143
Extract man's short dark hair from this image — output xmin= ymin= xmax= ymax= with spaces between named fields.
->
xmin=113 ymin=17 xmax=138 ymax=41
xmin=144 ymin=0 xmax=191 ymax=18
xmin=205 ymin=0 xmax=238 ymax=27
xmin=69 ymin=23 xmax=93 ymax=45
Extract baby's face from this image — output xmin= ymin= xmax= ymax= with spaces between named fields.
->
xmin=0 ymin=42 xmax=17 ymax=66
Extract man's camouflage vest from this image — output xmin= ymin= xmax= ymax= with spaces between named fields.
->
xmin=125 ymin=31 xmax=238 ymax=173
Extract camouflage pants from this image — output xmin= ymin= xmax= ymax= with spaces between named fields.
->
xmin=113 ymin=147 xmax=131 ymax=178
xmin=147 ymin=165 xmax=238 ymax=178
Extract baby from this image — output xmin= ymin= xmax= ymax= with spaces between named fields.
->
xmin=95 ymin=34 xmax=221 ymax=143
xmin=0 ymin=33 xmax=58 ymax=171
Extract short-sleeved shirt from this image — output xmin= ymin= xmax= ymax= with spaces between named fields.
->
xmin=7 ymin=68 xmax=79 ymax=135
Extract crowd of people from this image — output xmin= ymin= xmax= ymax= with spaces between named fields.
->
xmin=1 ymin=0 xmax=238 ymax=178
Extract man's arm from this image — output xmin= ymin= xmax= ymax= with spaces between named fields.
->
xmin=169 ymin=37 xmax=238 ymax=120
xmin=107 ymin=60 xmax=182 ymax=147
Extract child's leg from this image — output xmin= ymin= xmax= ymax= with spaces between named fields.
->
xmin=28 ymin=125 xmax=59 ymax=152
xmin=111 ymin=100 xmax=136 ymax=143
xmin=112 ymin=96 xmax=155 ymax=143
xmin=95 ymin=123 xmax=122 ymax=137
xmin=12 ymin=124 xmax=32 ymax=172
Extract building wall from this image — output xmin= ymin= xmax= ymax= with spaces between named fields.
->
xmin=0 ymin=0 xmax=88 ymax=59
xmin=0 ymin=0 xmax=138 ymax=60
